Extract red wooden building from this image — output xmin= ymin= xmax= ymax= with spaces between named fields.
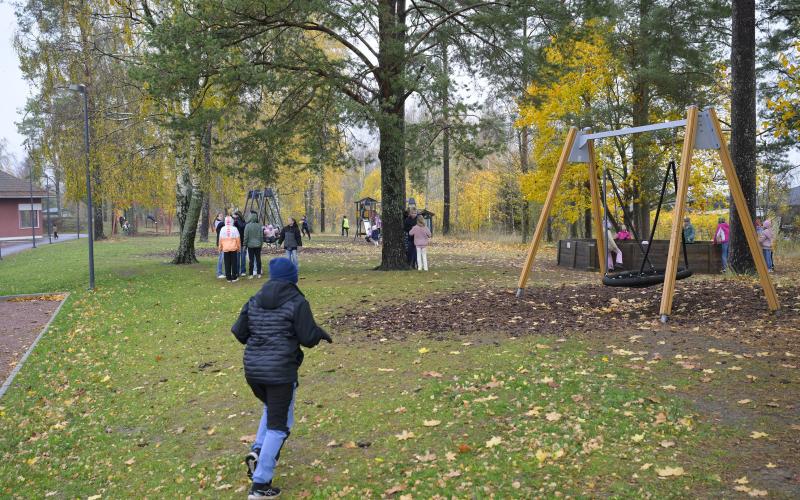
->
xmin=0 ymin=170 xmax=47 ymax=240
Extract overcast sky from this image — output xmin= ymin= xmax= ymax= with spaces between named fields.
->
xmin=0 ymin=1 xmax=30 ymax=164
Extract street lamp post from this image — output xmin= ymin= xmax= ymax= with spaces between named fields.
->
xmin=69 ymin=83 xmax=95 ymax=290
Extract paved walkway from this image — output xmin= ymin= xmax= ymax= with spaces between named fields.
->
xmin=0 ymin=233 xmax=86 ymax=258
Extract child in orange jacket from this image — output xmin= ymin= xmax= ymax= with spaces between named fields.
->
xmin=219 ymin=216 xmax=242 ymax=282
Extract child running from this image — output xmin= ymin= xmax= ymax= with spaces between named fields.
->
xmin=408 ymin=215 xmax=432 ymax=271
xmin=231 ymin=257 xmax=332 ymax=499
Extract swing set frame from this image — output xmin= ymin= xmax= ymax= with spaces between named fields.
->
xmin=516 ymin=106 xmax=780 ymax=322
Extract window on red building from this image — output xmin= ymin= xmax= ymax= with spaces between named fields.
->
xmin=19 ymin=204 xmax=41 ymax=229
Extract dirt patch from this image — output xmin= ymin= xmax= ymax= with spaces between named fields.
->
xmin=330 ymin=280 xmax=800 ymax=350
xmin=0 ymin=295 xmax=65 ymax=384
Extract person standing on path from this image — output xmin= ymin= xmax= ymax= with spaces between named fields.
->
xmin=278 ymin=218 xmax=302 ymax=267
xmin=244 ymin=212 xmax=266 ymax=278
xmin=758 ymin=219 xmax=775 ymax=272
xmin=53 ymin=224 xmax=59 ymax=240
xmin=408 ymin=215 xmax=432 ymax=271
xmin=231 ymin=257 xmax=332 ymax=500
xmin=713 ymin=217 xmax=730 ymax=272
xmin=341 ymin=216 xmax=349 ymax=237
xmin=214 ymin=212 xmax=225 ymax=278
xmin=219 ymin=216 xmax=242 ymax=282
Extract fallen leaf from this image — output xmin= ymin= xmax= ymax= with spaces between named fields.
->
xmin=124 ymin=458 xmax=135 ymax=466
xmin=748 ymin=489 xmax=768 ymax=497
xmin=422 ymin=420 xmax=441 ymax=427
xmin=206 ymin=427 xmax=216 ymax=436
xmin=343 ymin=441 xmax=358 ymax=449
xmin=395 ymin=430 xmax=415 ymax=441
xmin=656 ymin=466 xmax=685 ymax=477
xmin=750 ymin=431 xmax=768 ymax=439
xmin=444 ymin=469 xmax=461 ymax=478
xmin=384 ymin=484 xmax=405 ymax=496
xmin=445 ymin=452 xmax=457 ymax=461
xmin=485 ymin=436 xmax=503 ymax=448
xmin=545 ymin=411 xmax=562 ymax=422
xmin=414 ymin=451 xmax=436 ymax=462
xmin=422 ymin=371 xmax=442 ymax=378
xmin=660 ymin=440 xmax=675 ymax=448
xmin=458 ymin=443 xmax=471 ymax=453
xmin=640 ymin=463 xmax=653 ymax=471
xmin=738 ymin=399 xmax=752 ymax=405
xmin=734 ymin=477 xmax=749 ymax=485
xmin=631 ymin=433 xmax=645 ymax=443
xmin=417 ymin=347 xmax=430 ymax=354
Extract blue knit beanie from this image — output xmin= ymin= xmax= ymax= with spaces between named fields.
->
xmin=269 ymin=257 xmax=298 ymax=283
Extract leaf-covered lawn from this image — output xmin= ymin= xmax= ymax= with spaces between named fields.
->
xmin=0 ymin=235 xmax=797 ymax=498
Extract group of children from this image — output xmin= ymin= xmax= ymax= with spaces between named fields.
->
xmin=604 ymin=215 xmax=777 ymax=274
xmin=214 ymin=211 xmax=307 ymax=282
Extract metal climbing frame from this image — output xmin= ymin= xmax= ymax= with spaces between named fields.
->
xmin=244 ymin=188 xmax=283 ymax=228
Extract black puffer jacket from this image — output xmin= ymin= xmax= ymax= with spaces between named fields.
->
xmin=231 ymin=280 xmax=330 ymax=384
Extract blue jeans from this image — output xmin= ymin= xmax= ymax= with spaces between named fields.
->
xmin=285 ymin=248 xmax=298 ymax=267
xmin=250 ymin=383 xmax=297 ymax=484
xmin=217 ymin=252 xmax=223 ymax=275
xmin=763 ymin=249 xmax=773 ymax=270
xmin=721 ymin=242 xmax=729 ymax=271
xmin=238 ymin=249 xmax=247 ymax=275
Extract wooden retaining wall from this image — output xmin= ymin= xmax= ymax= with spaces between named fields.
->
xmin=557 ymin=239 xmax=723 ymax=274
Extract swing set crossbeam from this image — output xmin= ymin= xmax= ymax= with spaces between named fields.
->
xmin=569 ymin=109 xmax=721 ymax=163
xmin=579 ymin=119 xmax=686 ymax=144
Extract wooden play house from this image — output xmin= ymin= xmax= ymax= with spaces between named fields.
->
xmin=516 ymin=106 xmax=779 ymax=322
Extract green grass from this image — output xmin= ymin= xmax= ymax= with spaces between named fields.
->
xmin=0 ymin=236 xmax=746 ymax=497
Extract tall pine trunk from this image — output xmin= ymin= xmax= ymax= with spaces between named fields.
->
xmin=729 ymin=0 xmax=757 ymax=273
xmin=198 ymin=122 xmax=212 ymax=242
xmin=173 ymin=170 xmax=203 ymax=264
xmin=376 ymin=0 xmax=408 ymax=269
xmin=441 ymin=43 xmax=451 ymax=235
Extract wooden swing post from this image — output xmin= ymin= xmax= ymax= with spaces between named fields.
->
xmin=587 ymin=139 xmax=606 ymax=275
xmin=708 ymin=108 xmax=779 ymax=311
xmin=659 ymin=106 xmax=699 ymax=321
xmin=516 ymin=127 xmax=578 ymax=296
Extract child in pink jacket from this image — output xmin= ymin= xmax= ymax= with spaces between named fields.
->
xmin=408 ymin=216 xmax=432 ymax=271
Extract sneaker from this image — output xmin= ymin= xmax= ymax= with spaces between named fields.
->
xmin=241 ymin=272 xmax=247 ymax=276
xmin=245 ymin=450 xmax=259 ymax=479
xmin=217 ymin=274 xmax=225 ymax=279
xmin=233 ymin=278 xmax=239 ymax=282
xmin=248 ymin=275 xmax=254 ymax=280
xmin=257 ymin=274 xmax=262 ymax=279
xmin=248 ymin=483 xmax=281 ymax=499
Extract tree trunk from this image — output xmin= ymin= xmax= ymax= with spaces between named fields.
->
xmin=376 ymin=0 xmax=408 ymax=269
xmin=176 ymin=159 xmax=192 ymax=234
xmin=584 ymin=205 xmax=592 ymax=239
xmin=520 ymin=126 xmax=530 ymax=242
xmin=441 ymin=43 xmax=451 ymax=235
xmin=320 ymin=174 xmax=326 ymax=233
xmin=545 ymin=216 xmax=553 ymax=243
xmin=173 ymin=168 xmax=203 ymax=264
xmin=93 ymin=174 xmax=104 ymax=240
xmin=729 ymin=0 xmax=757 ymax=273
xmin=199 ymin=192 xmax=210 ymax=242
